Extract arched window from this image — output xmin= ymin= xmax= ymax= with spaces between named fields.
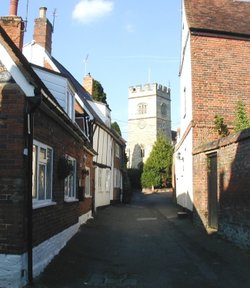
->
xmin=161 ymin=103 xmax=167 ymax=116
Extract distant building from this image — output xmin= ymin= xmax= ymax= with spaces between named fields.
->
xmin=127 ymin=83 xmax=171 ymax=168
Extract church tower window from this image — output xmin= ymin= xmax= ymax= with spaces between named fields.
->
xmin=138 ymin=103 xmax=147 ymax=115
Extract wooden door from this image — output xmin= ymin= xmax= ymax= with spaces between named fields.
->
xmin=208 ymin=154 xmax=218 ymax=229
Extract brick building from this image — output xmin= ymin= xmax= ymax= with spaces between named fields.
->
xmin=23 ymin=8 xmax=125 ymax=210
xmin=175 ymin=0 xmax=250 ymax=230
xmin=0 ymin=3 xmax=96 ymax=287
xmin=0 ymin=2 xmax=126 ymax=285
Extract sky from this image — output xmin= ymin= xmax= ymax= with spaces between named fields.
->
xmin=1 ymin=0 xmax=182 ymax=140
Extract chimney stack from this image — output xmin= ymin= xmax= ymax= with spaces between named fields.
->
xmin=83 ymin=73 xmax=94 ymax=95
xmin=33 ymin=7 xmax=53 ymax=55
xmin=9 ymin=0 xmax=18 ymax=16
xmin=0 ymin=0 xmax=24 ymax=49
xmin=39 ymin=7 xmax=47 ymax=19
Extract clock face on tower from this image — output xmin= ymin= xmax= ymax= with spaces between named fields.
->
xmin=138 ymin=119 xmax=146 ymax=129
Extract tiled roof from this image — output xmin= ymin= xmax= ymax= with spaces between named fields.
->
xmin=184 ymin=0 xmax=250 ymax=36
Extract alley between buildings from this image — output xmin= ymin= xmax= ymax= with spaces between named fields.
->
xmin=31 ymin=192 xmax=250 ymax=288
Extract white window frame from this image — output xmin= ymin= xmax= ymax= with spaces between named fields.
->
xmin=85 ymin=167 xmax=91 ymax=197
xmin=32 ymin=140 xmax=54 ymax=208
xmin=64 ymin=156 xmax=77 ymax=202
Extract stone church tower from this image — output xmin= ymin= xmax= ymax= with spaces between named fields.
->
xmin=127 ymin=83 xmax=171 ymax=168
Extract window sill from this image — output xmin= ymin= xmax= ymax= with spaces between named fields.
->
xmin=64 ymin=198 xmax=79 ymax=203
xmin=33 ymin=201 xmax=57 ymax=210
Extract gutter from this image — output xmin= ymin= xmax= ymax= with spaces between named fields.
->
xmin=25 ymin=93 xmax=42 ymax=285
xmin=190 ymin=27 xmax=250 ymax=41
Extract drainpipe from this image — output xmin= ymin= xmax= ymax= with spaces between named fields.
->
xmin=26 ymin=94 xmax=42 ymax=284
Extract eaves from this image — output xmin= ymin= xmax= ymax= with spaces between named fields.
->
xmin=190 ymin=27 xmax=250 ymax=41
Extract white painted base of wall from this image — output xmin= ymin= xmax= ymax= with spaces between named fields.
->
xmin=0 ymin=210 xmax=92 ymax=288
xmin=79 ymin=210 xmax=93 ymax=226
xmin=0 ymin=253 xmax=28 ymax=288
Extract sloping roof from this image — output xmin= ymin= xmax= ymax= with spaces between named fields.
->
xmin=0 ymin=25 xmax=98 ymax=153
xmin=184 ymin=0 xmax=250 ymax=36
xmin=0 ymin=25 xmax=54 ymax=97
xmin=52 ymin=57 xmax=126 ymax=145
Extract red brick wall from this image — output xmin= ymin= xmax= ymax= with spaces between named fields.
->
xmin=32 ymin=106 xmax=94 ymax=246
xmin=0 ymin=83 xmax=27 ymax=253
xmin=0 ymin=81 xmax=94 ymax=252
xmin=191 ymin=35 xmax=250 ymax=148
xmin=0 ymin=17 xmax=24 ymax=49
xmin=193 ymin=129 xmax=250 ymax=247
xmin=33 ymin=18 xmax=52 ymax=54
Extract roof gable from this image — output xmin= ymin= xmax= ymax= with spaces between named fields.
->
xmin=184 ymin=0 xmax=250 ymax=36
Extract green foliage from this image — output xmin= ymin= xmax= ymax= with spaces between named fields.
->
xmin=111 ymin=121 xmax=122 ymax=136
xmin=214 ymin=115 xmax=229 ymax=137
xmin=141 ymin=135 xmax=173 ymax=189
xmin=92 ymin=80 xmax=107 ymax=104
xmin=234 ymin=100 xmax=250 ymax=132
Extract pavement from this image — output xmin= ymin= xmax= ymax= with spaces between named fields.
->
xmin=29 ymin=191 xmax=250 ymax=288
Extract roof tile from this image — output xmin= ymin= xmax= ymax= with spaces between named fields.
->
xmin=185 ymin=0 xmax=250 ymax=36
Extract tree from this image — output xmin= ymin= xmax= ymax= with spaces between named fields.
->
xmin=141 ymin=135 xmax=173 ymax=189
xmin=234 ymin=100 xmax=250 ymax=132
xmin=111 ymin=121 xmax=122 ymax=136
xmin=92 ymin=80 xmax=107 ymax=104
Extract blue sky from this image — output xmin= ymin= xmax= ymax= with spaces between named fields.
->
xmin=1 ymin=0 xmax=182 ymax=139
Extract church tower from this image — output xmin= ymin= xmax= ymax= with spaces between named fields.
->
xmin=127 ymin=83 xmax=171 ymax=168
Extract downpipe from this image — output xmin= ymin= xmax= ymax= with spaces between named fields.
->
xmin=25 ymin=95 xmax=41 ymax=285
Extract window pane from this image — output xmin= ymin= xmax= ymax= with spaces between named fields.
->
xmin=105 ymin=170 xmax=110 ymax=193
xmin=68 ymin=174 xmax=73 ymax=197
xmin=46 ymin=148 xmax=52 ymax=200
xmin=65 ymin=177 xmax=69 ymax=197
xmin=40 ymin=148 xmax=46 ymax=161
xmin=32 ymin=145 xmax=38 ymax=199
xmin=64 ymin=158 xmax=76 ymax=198
xmin=85 ymin=169 xmax=90 ymax=196
xmin=38 ymin=164 xmax=46 ymax=200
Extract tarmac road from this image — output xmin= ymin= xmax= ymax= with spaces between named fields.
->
xmin=31 ymin=191 xmax=250 ymax=288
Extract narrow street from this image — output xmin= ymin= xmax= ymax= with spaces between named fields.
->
xmin=32 ymin=192 xmax=250 ymax=288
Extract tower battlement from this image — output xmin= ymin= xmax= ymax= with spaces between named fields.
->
xmin=129 ymin=83 xmax=170 ymax=97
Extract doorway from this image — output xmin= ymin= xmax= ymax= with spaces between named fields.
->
xmin=208 ymin=153 xmax=218 ymax=229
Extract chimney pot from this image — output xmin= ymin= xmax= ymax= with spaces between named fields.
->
xmin=9 ymin=0 xmax=18 ymax=16
xmin=39 ymin=7 xmax=47 ymax=19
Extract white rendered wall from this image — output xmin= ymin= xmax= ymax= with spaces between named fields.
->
xmin=23 ymin=43 xmax=59 ymax=71
xmin=175 ymin=2 xmax=193 ymax=211
xmin=179 ymin=4 xmax=192 ymax=137
xmin=0 ymin=211 xmax=92 ymax=288
xmin=175 ymin=130 xmax=193 ymax=211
